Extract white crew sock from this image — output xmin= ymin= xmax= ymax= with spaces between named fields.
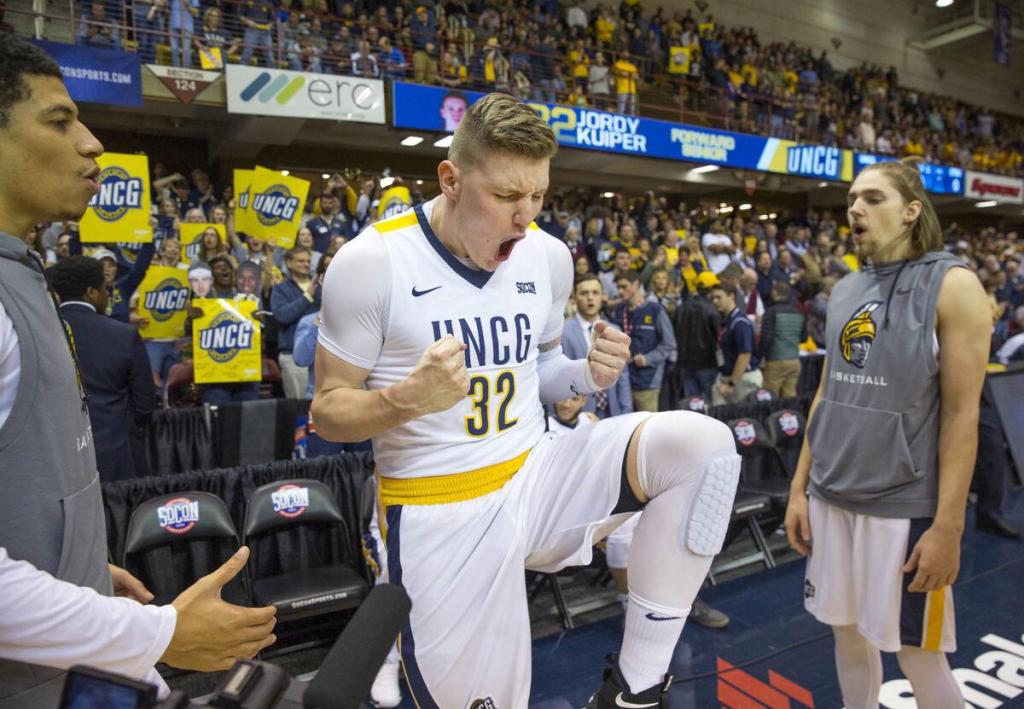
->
xmin=619 ymin=591 xmax=688 ymax=694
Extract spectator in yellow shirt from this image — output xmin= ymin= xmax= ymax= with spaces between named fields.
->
xmin=614 ymin=50 xmax=639 ymax=115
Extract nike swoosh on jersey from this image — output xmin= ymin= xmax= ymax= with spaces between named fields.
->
xmin=615 ymin=692 xmax=659 ymax=708
xmin=411 ymin=285 xmax=443 ymax=297
xmin=644 ymin=612 xmax=681 ymax=621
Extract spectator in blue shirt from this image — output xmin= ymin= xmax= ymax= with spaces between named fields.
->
xmin=240 ymin=0 xmax=276 ymax=68
xmin=709 ymin=282 xmax=763 ymax=405
xmin=78 ymin=1 xmax=120 ymax=48
xmin=610 ymin=270 xmax=677 ymax=412
xmin=169 ymin=0 xmax=200 ymax=68
xmin=377 ymin=36 xmax=407 ymax=80
xmin=305 ymin=191 xmax=351 ymax=253
xmin=271 ymin=246 xmax=321 ymax=399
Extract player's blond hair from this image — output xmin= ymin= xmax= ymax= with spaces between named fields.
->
xmin=448 ymin=93 xmax=557 ymax=169
xmin=860 ymin=157 xmax=943 ymax=259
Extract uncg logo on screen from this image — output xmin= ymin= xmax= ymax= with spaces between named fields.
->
xmin=271 ymin=484 xmax=310 ymax=519
xmin=785 ymin=145 xmax=841 ymax=180
xmin=198 ymin=311 xmax=255 ymax=363
xmin=143 ymin=279 xmax=190 ymax=322
xmin=88 ymin=166 xmax=143 ymax=222
xmin=157 ymin=497 xmax=200 ymax=535
xmin=252 ymin=184 xmax=300 ymax=227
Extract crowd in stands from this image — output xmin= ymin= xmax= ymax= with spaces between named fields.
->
xmin=26 ymin=162 xmax=1024 ymax=468
xmin=62 ymin=0 xmax=1024 ymax=176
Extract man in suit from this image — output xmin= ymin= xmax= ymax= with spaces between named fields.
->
xmin=563 ymin=272 xmax=632 ymax=418
xmin=49 ymin=256 xmax=156 ymax=482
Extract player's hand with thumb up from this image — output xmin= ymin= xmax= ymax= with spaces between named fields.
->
xmin=588 ymin=321 xmax=631 ymax=389
xmin=161 ymin=547 xmax=277 ymax=672
xmin=397 ymin=335 xmax=470 ymax=416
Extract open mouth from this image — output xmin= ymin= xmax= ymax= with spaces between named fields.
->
xmin=496 ymin=233 xmax=526 ymax=262
xmin=851 ymin=224 xmax=867 ymax=239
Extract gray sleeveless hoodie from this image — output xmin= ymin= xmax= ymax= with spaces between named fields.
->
xmin=0 ymin=232 xmax=113 ymax=702
xmin=807 ymin=250 xmax=964 ymax=518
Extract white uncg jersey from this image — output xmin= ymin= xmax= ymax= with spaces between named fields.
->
xmin=318 ymin=198 xmax=573 ymax=478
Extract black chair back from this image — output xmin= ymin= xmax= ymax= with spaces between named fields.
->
xmin=766 ymin=409 xmax=807 ymax=476
xmin=243 ymin=479 xmax=351 ymax=581
xmin=123 ymin=491 xmax=246 ymax=607
xmin=727 ymin=417 xmax=775 ymax=483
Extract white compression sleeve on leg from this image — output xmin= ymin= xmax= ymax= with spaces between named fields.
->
xmin=618 ymin=412 xmax=740 ymax=693
xmin=896 ymin=645 xmax=962 ymax=709
xmin=536 ymin=343 xmax=600 ymax=404
xmin=833 ymin=625 xmax=883 ymax=709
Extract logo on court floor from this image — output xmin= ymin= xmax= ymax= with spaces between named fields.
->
xmin=840 ymin=301 xmax=882 ymax=369
xmin=157 ymin=497 xmax=200 ymax=535
xmin=717 ymin=658 xmax=814 ymax=708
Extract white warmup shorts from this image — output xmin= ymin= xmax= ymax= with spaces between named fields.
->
xmin=804 ymin=495 xmax=956 ymax=653
xmin=604 ymin=513 xmax=640 ymax=569
xmin=379 ymin=411 xmax=653 ymax=709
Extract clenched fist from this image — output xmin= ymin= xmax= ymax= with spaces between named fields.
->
xmin=588 ymin=321 xmax=631 ymax=389
xmin=405 ymin=335 xmax=471 ymax=415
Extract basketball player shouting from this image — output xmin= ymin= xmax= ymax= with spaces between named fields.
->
xmin=785 ymin=159 xmax=989 ymax=708
xmin=313 ymin=94 xmax=741 ymax=708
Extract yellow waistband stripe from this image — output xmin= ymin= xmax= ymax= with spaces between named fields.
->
xmin=922 ymin=588 xmax=946 ymax=652
xmin=379 ymin=449 xmax=531 ymax=506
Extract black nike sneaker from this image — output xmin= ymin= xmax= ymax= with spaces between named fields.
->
xmin=583 ymin=654 xmax=673 ymax=708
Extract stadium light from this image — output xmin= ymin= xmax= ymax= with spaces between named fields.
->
xmin=602 ymin=192 xmax=615 ymax=198
xmin=817 ymin=181 xmax=829 ymax=188
xmin=739 ymin=203 xmax=752 ymax=210
xmin=690 ymin=165 xmax=719 ymax=174
xmin=975 ymin=200 xmax=998 ymax=208
xmin=281 ymin=170 xmax=290 ymax=176
xmin=758 ymin=214 xmax=769 ymax=220
xmin=935 ymin=0 xmax=953 ymax=7
xmin=321 ymin=173 xmax=330 ymax=179
xmin=416 ymin=179 xmax=424 ymax=186
xmin=434 ymin=135 xmax=454 ymax=148
xmin=768 ymin=212 xmax=778 ymax=219
xmin=401 ymin=136 xmax=424 ymax=147
xmin=718 ymin=206 xmax=734 ymax=214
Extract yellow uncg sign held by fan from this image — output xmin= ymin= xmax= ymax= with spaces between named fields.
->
xmin=180 ymin=223 xmax=227 ymax=263
xmin=193 ymin=298 xmax=261 ymax=383
xmin=81 ymin=153 xmax=153 ymax=243
xmin=248 ymin=166 xmax=309 ymax=248
xmin=137 ymin=266 xmax=190 ymax=340
xmin=233 ymin=168 xmax=256 ymax=236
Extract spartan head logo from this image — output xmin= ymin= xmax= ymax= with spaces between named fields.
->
xmin=840 ymin=301 xmax=882 ymax=369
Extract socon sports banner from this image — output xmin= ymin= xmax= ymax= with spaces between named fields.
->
xmin=192 ymin=298 xmax=262 ymax=383
xmin=81 ymin=152 xmax=153 ymax=243
xmin=33 ymin=40 xmax=142 ymax=107
xmin=233 ymin=168 xmax=256 ymax=235
xmin=391 ymin=82 xmax=853 ymax=180
xmin=137 ymin=266 xmax=190 ymax=339
xmin=248 ymin=166 xmax=309 ymax=248
xmin=179 ymin=223 xmax=228 ymax=263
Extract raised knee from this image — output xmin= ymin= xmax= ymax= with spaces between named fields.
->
xmin=643 ymin=411 xmax=736 ymax=464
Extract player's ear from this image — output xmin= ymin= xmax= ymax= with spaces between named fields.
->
xmin=437 ymin=160 xmax=460 ymax=202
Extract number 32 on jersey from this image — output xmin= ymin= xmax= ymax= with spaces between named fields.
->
xmin=464 ymin=370 xmax=518 ymax=437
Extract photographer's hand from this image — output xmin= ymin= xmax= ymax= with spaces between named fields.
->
xmin=161 ymin=547 xmax=277 ymax=672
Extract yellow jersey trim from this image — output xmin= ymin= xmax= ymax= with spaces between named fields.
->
xmin=379 ymin=449 xmax=531 ymax=506
xmin=922 ymin=588 xmax=946 ymax=652
xmin=376 ymin=211 xmax=418 ymax=234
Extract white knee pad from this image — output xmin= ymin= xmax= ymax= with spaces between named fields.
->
xmin=636 ymin=411 xmax=740 ymax=557
xmin=684 ymin=454 xmax=742 ymax=556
